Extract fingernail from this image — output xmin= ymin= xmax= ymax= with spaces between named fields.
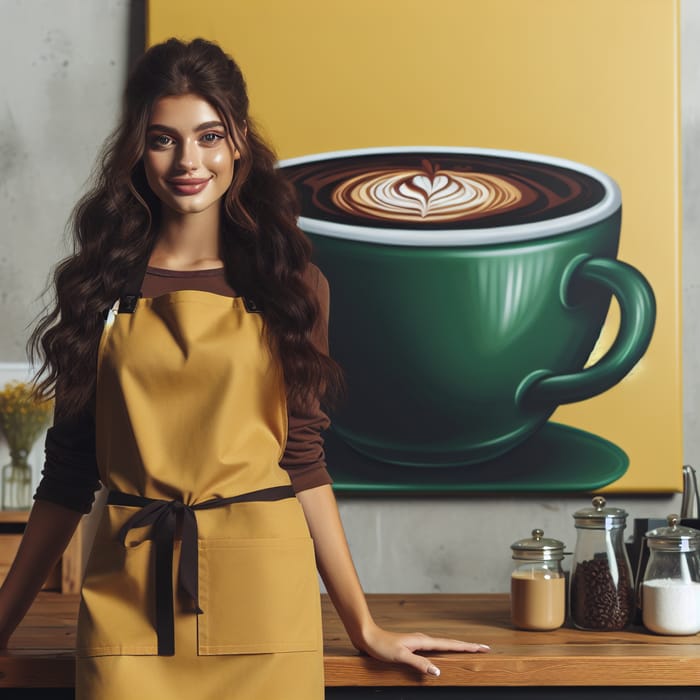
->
xmin=428 ymin=665 xmax=441 ymax=677
xmin=479 ymin=644 xmax=491 ymax=650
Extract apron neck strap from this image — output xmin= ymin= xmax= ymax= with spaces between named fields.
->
xmin=118 ymin=254 xmax=151 ymax=314
xmin=115 ymin=256 xmax=263 ymax=316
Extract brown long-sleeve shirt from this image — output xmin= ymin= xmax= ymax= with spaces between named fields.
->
xmin=33 ymin=264 xmax=333 ymax=513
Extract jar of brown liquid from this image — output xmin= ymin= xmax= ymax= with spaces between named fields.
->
xmin=570 ymin=496 xmax=634 ymax=630
xmin=510 ymin=529 xmax=566 ymax=630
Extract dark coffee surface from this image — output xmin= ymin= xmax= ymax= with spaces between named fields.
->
xmin=281 ymin=153 xmax=606 ymax=229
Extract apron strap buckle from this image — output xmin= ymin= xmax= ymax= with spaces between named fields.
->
xmin=118 ymin=293 xmax=141 ymax=314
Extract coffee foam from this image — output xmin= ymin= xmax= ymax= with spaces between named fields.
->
xmin=331 ymin=163 xmax=524 ymax=223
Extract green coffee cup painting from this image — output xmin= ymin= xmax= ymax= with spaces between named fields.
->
xmin=149 ymin=0 xmax=682 ymax=493
xmin=280 ymin=148 xmax=655 ymax=492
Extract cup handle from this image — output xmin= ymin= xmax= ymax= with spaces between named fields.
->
xmin=519 ymin=256 xmax=656 ymax=407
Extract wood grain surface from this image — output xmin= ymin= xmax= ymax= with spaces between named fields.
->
xmin=1 ymin=593 xmax=699 ymax=688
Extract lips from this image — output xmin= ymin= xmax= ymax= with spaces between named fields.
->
xmin=167 ymin=177 xmax=212 ymax=195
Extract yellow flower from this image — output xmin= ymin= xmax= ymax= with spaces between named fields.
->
xmin=0 ymin=381 xmax=54 ymax=455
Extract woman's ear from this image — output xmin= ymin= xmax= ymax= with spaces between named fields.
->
xmin=233 ymin=121 xmax=248 ymax=160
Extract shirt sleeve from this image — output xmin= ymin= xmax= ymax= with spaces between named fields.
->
xmin=33 ymin=398 xmax=102 ymax=514
xmin=280 ymin=264 xmax=334 ymax=493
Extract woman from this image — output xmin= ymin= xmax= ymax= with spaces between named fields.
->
xmin=0 ymin=38 xmax=488 ymax=699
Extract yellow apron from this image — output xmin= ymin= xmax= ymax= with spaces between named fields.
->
xmin=75 ymin=284 xmax=324 ymax=699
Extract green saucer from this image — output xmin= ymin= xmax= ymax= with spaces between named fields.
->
xmin=326 ymin=422 xmax=628 ymax=493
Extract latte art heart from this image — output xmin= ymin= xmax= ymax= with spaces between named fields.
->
xmin=332 ymin=168 xmax=522 ymax=223
xmin=398 ymin=174 xmax=464 ymax=217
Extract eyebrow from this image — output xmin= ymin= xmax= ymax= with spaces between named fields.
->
xmin=147 ymin=120 xmax=227 ymax=133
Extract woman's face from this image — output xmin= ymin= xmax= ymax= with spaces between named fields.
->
xmin=143 ymin=93 xmax=238 ymax=216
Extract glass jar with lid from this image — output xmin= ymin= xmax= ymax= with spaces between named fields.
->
xmin=641 ymin=514 xmax=700 ymax=635
xmin=510 ymin=528 xmax=566 ymax=630
xmin=570 ymin=496 xmax=634 ymax=630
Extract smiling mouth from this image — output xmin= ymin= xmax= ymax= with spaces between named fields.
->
xmin=167 ymin=178 xmax=212 ymax=195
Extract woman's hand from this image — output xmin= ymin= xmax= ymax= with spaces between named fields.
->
xmin=356 ymin=623 xmax=490 ymax=676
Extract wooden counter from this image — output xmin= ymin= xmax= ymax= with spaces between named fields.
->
xmin=2 ymin=593 xmax=700 ymax=690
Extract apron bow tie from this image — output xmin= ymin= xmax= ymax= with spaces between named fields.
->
xmin=108 ymin=485 xmax=295 ymax=656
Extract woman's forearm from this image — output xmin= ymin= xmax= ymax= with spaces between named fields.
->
xmin=0 ymin=499 xmax=83 ymax=647
xmin=296 ymin=484 xmax=375 ymax=647
xmin=297 ymin=484 xmax=490 ymax=676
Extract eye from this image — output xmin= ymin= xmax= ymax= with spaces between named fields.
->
xmin=148 ymin=133 xmax=175 ymax=149
xmin=200 ymin=132 xmax=225 ymax=146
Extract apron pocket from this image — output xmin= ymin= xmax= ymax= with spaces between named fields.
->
xmin=197 ymin=537 xmax=321 ymax=655
xmin=77 ymin=538 xmax=159 ymax=657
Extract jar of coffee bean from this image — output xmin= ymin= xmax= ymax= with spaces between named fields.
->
xmin=570 ymin=496 xmax=634 ymax=630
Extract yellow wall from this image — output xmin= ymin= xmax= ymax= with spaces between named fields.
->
xmin=148 ymin=0 xmax=682 ymax=491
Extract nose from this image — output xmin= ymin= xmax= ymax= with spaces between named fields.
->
xmin=176 ymin=138 xmax=200 ymax=172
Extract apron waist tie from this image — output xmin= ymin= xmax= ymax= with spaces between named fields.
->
xmin=107 ymin=485 xmax=296 ymax=656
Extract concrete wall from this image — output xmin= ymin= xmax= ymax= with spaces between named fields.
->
xmin=1 ymin=0 xmax=697 ymax=593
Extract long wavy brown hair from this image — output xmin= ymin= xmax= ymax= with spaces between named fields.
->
xmin=30 ymin=37 xmax=343 ymax=418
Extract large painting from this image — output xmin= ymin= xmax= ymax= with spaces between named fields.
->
xmin=148 ymin=0 xmax=682 ymax=493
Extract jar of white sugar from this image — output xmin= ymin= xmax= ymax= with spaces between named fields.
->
xmin=641 ymin=514 xmax=700 ymax=636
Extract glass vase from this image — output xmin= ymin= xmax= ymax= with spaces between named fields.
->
xmin=2 ymin=449 xmax=32 ymax=510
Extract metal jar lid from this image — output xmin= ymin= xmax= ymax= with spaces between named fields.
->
xmin=573 ymin=496 xmax=628 ymax=530
xmin=645 ymin=514 xmax=700 ymax=552
xmin=511 ymin=528 xmax=565 ymax=561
